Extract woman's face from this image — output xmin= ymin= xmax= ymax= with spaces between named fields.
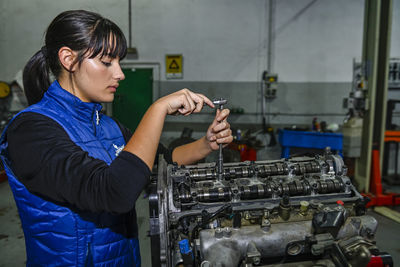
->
xmin=71 ymin=54 xmax=125 ymax=103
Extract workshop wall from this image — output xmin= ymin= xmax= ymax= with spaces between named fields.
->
xmin=0 ymin=0 xmax=132 ymax=81
xmin=0 ymin=0 xmax=399 ymax=127
xmin=160 ymin=81 xmax=349 ymax=126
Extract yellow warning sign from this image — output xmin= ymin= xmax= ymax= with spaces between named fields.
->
xmin=166 ymin=54 xmax=183 ymax=79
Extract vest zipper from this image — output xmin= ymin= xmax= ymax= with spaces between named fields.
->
xmin=91 ymin=109 xmax=97 ymax=136
xmin=96 ymin=110 xmax=100 ymax=125
xmin=91 ymin=107 xmax=113 ymax=162
xmin=85 ymin=242 xmax=93 ymax=267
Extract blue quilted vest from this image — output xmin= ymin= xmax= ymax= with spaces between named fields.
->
xmin=0 ymin=81 xmax=141 ymax=266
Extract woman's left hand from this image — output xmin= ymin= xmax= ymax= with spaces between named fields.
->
xmin=206 ymin=109 xmax=233 ymax=151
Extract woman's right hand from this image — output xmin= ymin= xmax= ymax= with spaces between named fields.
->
xmin=155 ymin=89 xmax=215 ymax=116
xmin=126 ymin=88 xmax=214 ymax=169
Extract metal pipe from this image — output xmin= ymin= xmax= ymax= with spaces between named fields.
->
xmin=128 ymin=0 xmax=132 ymax=48
xmin=218 ymin=103 xmax=224 ymax=181
xmin=267 ymin=0 xmax=275 ymax=73
xmin=213 ymin=98 xmax=227 ymax=181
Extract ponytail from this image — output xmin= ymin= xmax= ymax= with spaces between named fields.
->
xmin=23 ymin=48 xmax=51 ymax=105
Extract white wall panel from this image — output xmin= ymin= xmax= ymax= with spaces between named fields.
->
xmin=0 ymin=1 xmax=398 ymax=82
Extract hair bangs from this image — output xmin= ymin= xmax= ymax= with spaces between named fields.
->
xmin=86 ymin=19 xmax=127 ymax=60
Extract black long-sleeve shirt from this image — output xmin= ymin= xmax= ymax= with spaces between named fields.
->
xmin=6 ymin=112 xmax=172 ymax=214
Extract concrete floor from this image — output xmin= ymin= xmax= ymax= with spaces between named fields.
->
xmin=1 ymin=179 xmax=399 ymax=266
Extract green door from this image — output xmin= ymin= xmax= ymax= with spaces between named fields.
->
xmin=112 ymin=68 xmax=153 ymax=132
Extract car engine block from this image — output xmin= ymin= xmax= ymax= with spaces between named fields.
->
xmin=149 ymin=150 xmax=392 ymax=267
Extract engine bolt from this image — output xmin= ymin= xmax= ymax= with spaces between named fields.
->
xmin=215 ymin=227 xmax=223 ymax=239
xmin=223 ymin=227 xmax=232 ymax=238
xmin=300 ymin=201 xmax=309 ymax=216
xmin=261 ymin=219 xmax=271 ymax=232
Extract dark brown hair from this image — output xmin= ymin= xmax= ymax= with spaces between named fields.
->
xmin=23 ymin=10 xmax=127 ymax=105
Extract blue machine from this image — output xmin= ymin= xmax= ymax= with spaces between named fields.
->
xmin=279 ymin=130 xmax=343 ymax=158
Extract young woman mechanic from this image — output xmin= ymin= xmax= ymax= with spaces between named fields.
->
xmin=0 ymin=10 xmax=233 ymax=267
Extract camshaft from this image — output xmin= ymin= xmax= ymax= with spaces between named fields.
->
xmin=178 ymin=178 xmax=344 ymax=203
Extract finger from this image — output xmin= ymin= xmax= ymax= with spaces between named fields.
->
xmin=208 ymin=134 xmax=217 ymax=142
xmin=207 ymin=120 xmax=219 ymax=135
xmin=213 ymin=109 xmax=222 ymax=123
xmin=216 ymin=134 xmax=234 ymax=144
xmin=177 ymin=94 xmax=193 ymax=115
xmin=178 ymin=106 xmax=193 ymax=116
xmin=213 ymin=121 xmax=230 ymax=133
xmin=182 ymin=89 xmax=196 ymax=113
xmin=188 ymin=92 xmax=212 ymax=112
xmin=200 ymin=94 xmax=214 ymax=108
xmin=214 ymin=109 xmax=227 ymax=123
xmin=191 ymin=93 xmax=205 ymax=113
xmin=214 ymin=128 xmax=232 ymax=140
xmin=216 ymin=109 xmax=230 ymax=122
